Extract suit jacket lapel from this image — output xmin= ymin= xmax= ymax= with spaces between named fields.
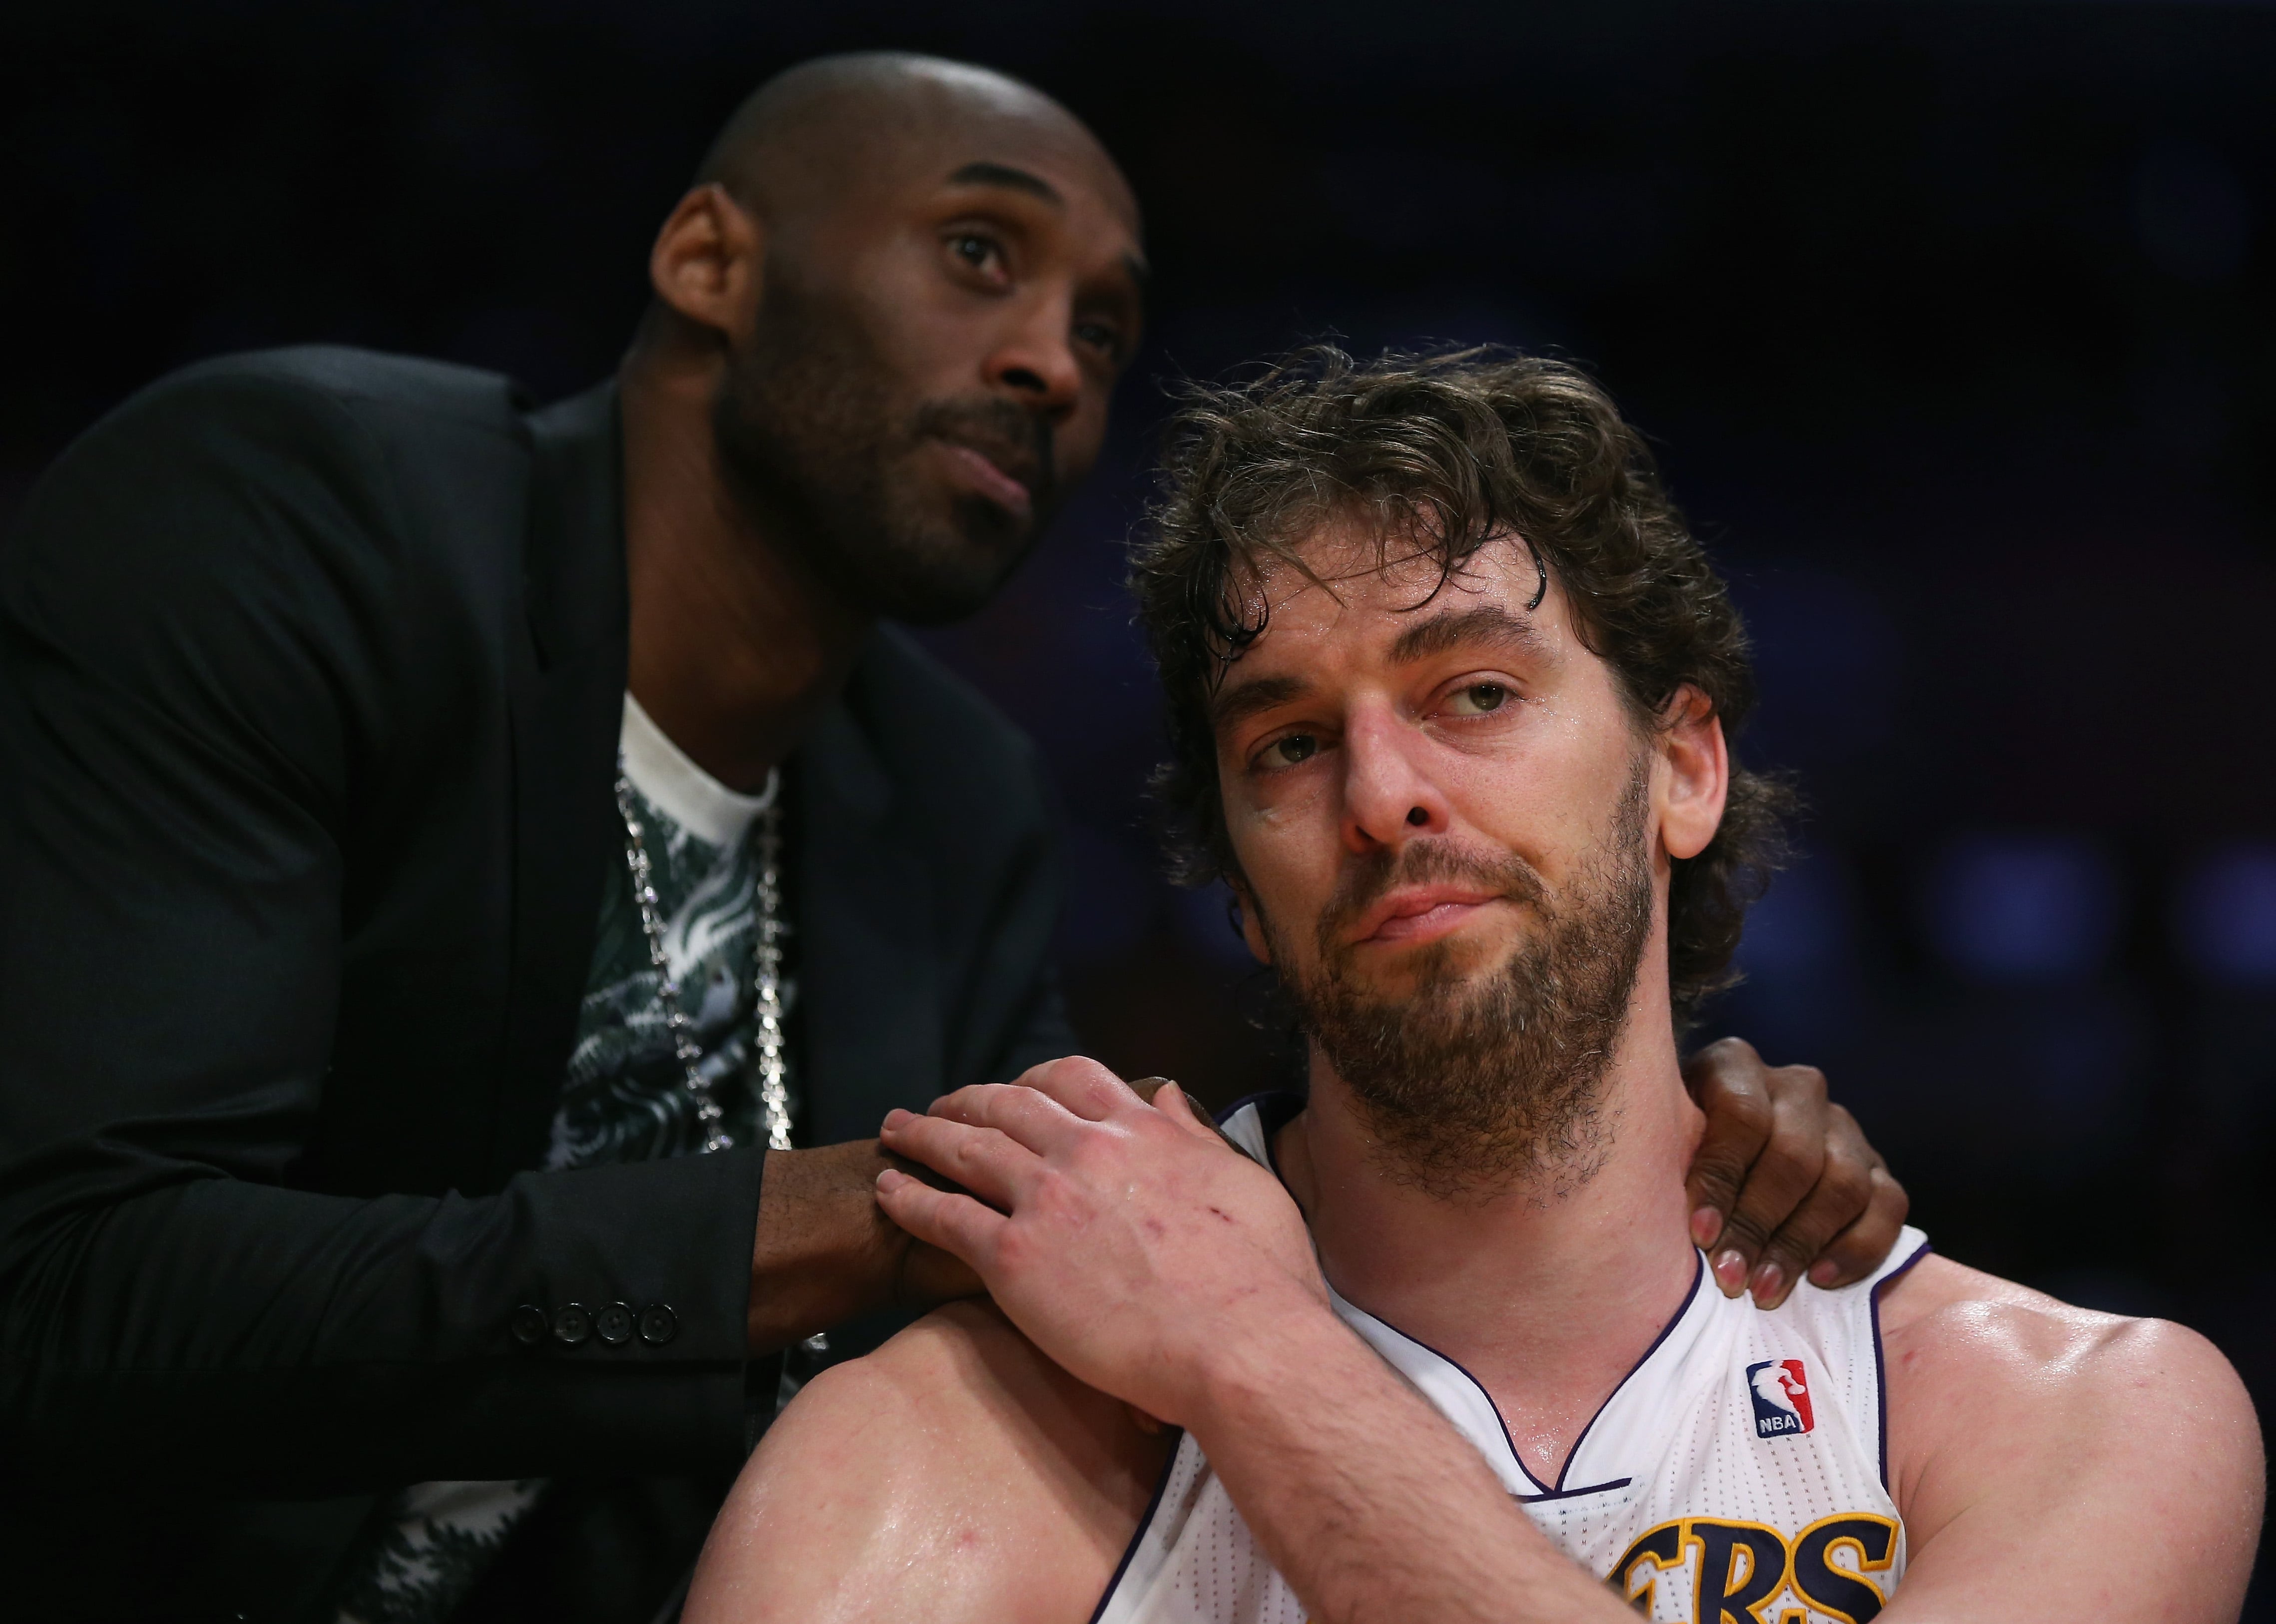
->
xmin=490 ymin=381 xmax=629 ymax=1185
xmin=794 ymin=681 xmax=943 ymax=1145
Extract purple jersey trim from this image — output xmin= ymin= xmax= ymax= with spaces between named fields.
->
xmin=1871 ymin=1237 xmax=1935 ymax=1492
xmin=1515 ymin=1477 xmax=1634 ymax=1505
xmin=1551 ymin=1248 xmax=1706 ymax=1491
xmin=1086 ymin=1430 xmax=1186 ymax=1624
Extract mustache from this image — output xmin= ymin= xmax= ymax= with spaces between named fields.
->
xmin=910 ymin=397 xmax=1058 ymax=507
xmin=1317 ymin=837 xmax=1549 ymax=954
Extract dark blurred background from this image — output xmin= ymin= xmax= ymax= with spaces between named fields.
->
xmin=6 ymin=0 xmax=2273 ymax=1602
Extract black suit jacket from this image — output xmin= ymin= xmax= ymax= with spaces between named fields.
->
xmin=0 ymin=348 xmax=1074 ymax=1621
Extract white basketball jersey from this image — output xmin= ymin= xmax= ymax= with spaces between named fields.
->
xmin=1093 ymin=1094 xmax=1930 ymax=1624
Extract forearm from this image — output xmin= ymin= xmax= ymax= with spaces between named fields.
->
xmin=1190 ymin=1310 xmax=1631 ymax=1624
xmin=747 ymin=1140 xmax=981 ymax=1351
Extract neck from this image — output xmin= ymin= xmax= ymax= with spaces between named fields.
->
xmin=1276 ymin=982 xmax=1704 ymax=1482
xmin=617 ymin=336 xmax=870 ymax=793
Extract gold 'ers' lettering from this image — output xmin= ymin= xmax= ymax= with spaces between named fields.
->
xmin=1609 ymin=1514 xmax=1900 ymax=1623
xmin=1790 ymin=1515 xmax=1899 ymax=1623
xmin=1612 ymin=1521 xmax=1685 ymax=1612
xmin=1688 ymin=1520 xmax=1790 ymax=1624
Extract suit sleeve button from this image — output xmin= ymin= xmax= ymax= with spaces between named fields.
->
xmin=510 ymin=1304 xmax=550 ymax=1347
xmin=552 ymin=1303 xmax=593 ymax=1347
xmin=637 ymin=1304 xmax=678 ymax=1346
xmin=595 ymin=1302 xmax=636 ymax=1347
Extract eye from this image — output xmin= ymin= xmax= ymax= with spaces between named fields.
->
xmin=1073 ymin=319 xmax=1123 ymax=360
xmin=946 ymin=232 xmax=1008 ymax=283
xmin=1445 ymin=682 xmax=1509 ymax=717
xmin=1257 ymin=733 xmax=1320 ymax=770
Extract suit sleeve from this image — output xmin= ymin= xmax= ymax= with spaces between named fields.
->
xmin=0 ymin=370 xmax=755 ymax=1494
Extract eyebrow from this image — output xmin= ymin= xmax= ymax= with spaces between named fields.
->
xmin=1208 ymin=604 xmax=1550 ymax=735
xmin=1387 ymin=603 xmax=1552 ymax=667
xmin=1208 ymin=673 xmax=1309 ymax=732
xmin=947 ymin=160 xmax=1064 ymax=208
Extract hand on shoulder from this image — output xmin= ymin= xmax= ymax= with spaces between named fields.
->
xmin=875 ymin=1059 xmax=1333 ymax=1429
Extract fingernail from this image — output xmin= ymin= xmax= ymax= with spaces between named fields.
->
xmin=1691 ymin=1207 xmax=1724 ymax=1249
xmin=882 ymin=1109 xmax=911 ymax=1131
xmin=1809 ymin=1260 xmax=1840 ymax=1287
xmin=876 ymin=1168 xmax=908 ymax=1191
xmin=1750 ymin=1262 xmax=1784 ymax=1305
xmin=1713 ymin=1249 xmax=1748 ymax=1294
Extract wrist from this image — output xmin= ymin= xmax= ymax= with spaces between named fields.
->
xmin=746 ymin=1141 xmax=908 ymax=1352
xmin=1175 ymin=1286 xmax=1358 ymax=1440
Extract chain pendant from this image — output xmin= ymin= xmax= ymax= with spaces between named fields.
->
xmin=615 ymin=763 xmax=792 ymax=1156
xmin=751 ymin=811 xmax=794 ymax=1152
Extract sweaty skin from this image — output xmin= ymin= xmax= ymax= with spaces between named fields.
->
xmin=685 ymin=534 xmax=2261 ymax=1624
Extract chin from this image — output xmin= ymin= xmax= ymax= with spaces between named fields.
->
xmin=850 ymin=501 xmax=1034 ymax=624
xmin=1341 ymin=932 xmax=1509 ymax=1003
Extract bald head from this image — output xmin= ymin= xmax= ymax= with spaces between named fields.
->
xmin=695 ymin=52 xmax=1137 ymax=237
xmin=636 ymin=50 xmax=1146 ymax=625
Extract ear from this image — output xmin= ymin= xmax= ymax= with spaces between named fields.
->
xmin=1657 ymin=685 xmax=1729 ymax=863
xmin=1227 ymin=877 xmax=1274 ymax=966
xmin=647 ymin=183 xmax=766 ymax=346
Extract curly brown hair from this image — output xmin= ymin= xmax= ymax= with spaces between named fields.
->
xmin=1128 ymin=344 xmax=1792 ymax=1028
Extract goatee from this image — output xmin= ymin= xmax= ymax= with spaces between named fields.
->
xmin=710 ymin=260 xmax=1056 ymax=625
xmin=1283 ymin=763 xmax=1655 ymax=1203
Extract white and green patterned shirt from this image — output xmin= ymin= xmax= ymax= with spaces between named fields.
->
xmin=332 ymin=694 xmax=793 ymax=1624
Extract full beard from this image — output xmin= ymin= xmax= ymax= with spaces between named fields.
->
xmin=710 ymin=262 xmax=1057 ymax=625
xmin=1283 ymin=763 xmax=1656 ymax=1203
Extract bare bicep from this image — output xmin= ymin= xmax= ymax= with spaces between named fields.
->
xmin=685 ymin=1303 xmax=1172 ymax=1624
xmin=1884 ymin=1287 xmax=2261 ymax=1624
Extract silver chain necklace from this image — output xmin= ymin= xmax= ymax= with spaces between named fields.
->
xmin=614 ymin=762 xmax=794 ymax=1154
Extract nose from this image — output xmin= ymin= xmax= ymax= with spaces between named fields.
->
xmin=983 ymin=294 xmax=1082 ymax=425
xmin=1340 ymin=706 xmax=1451 ymax=854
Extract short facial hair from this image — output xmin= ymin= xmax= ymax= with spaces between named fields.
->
xmin=1278 ymin=759 xmax=1656 ymax=1203
xmin=710 ymin=259 xmax=1058 ymax=624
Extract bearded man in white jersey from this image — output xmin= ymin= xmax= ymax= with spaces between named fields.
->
xmin=683 ymin=346 xmax=2265 ymax=1624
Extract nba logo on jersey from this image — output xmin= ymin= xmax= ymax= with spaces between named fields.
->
xmin=1745 ymin=1358 xmax=1815 ymax=1438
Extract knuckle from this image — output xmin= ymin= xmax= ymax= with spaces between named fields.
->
xmin=1728 ymin=1088 xmax=1776 ymax=1132
xmin=1756 ymin=1128 xmax=1825 ymax=1193
xmin=1687 ymin=1154 xmax=1748 ymax=1206
xmin=1820 ymin=1151 xmax=1872 ymax=1208
xmin=1717 ymin=1209 xmax=1773 ymax=1253
xmin=1708 ymin=1085 xmax=1775 ymax=1141
xmin=1764 ymin=1089 xmax=1827 ymax=1156
xmin=1024 ymin=1172 xmax=1069 ymax=1223
xmin=1696 ymin=1035 xmax=1760 ymax=1068
xmin=1774 ymin=1064 xmax=1829 ymax=1106
xmin=1763 ymin=1229 xmax=1814 ymax=1273
xmin=1826 ymin=1104 xmax=1878 ymax=1162
xmin=1684 ymin=1038 xmax=1751 ymax=1105
xmin=1869 ymin=1165 xmax=1912 ymax=1223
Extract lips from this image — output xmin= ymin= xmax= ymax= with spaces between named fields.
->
xmin=933 ymin=436 xmax=1038 ymax=525
xmin=1348 ymin=885 xmax=1505 ymax=947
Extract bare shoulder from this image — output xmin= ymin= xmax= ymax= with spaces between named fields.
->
xmin=1877 ymin=1253 xmax=2262 ymax=1621
xmin=1880 ymin=1253 xmax=2249 ymax=1432
xmin=685 ymin=1302 xmax=1172 ymax=1624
